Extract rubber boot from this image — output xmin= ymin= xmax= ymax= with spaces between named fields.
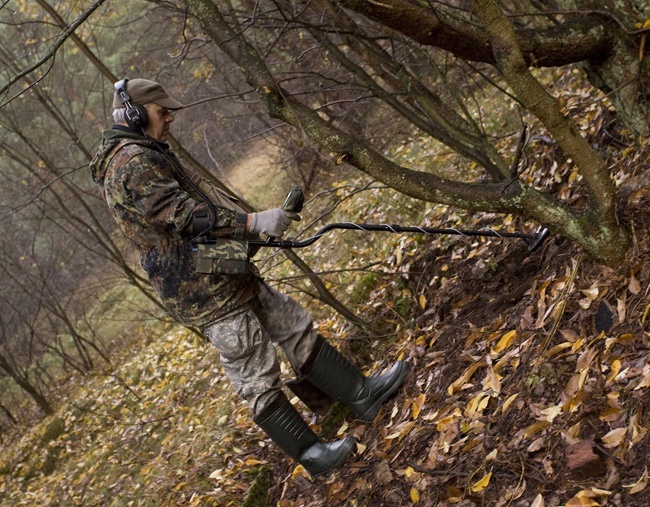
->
xmin=254 ymin=393 xmax=356 ymax=477
xmin=304 ymin=337 xmax=407 ymax=422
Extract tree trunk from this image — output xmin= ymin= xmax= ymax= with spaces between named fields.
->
xmin=180 ymin=0 xmax=631 ymax=266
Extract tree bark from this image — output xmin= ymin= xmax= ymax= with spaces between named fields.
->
xmin=338 ymin=0 xmax=613 ymax=67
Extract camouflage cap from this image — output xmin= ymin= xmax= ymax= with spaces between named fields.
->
xmin=113 ymin=78 xmax=184 ymax=110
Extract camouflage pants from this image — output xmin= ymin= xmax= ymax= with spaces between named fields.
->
xmin=203 ymin=281 xmax=318 ymax=417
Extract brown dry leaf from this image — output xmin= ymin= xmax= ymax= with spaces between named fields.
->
xmin=576 ymin=347 xmax=598 ymax=371
xmin=446 ymin=485 xmax=463 ymax=502
xmin=470 ymin=471 xmax=492 ymax=493
xmin=448 ymin=361 xmax=486 ymax=395
xmin=412 ymin=393 xmax=426 ymax=420
xmin=465 ymin=392 xmax=490 ymax=416
xmin=540 ymin=405 xmax=563 ymax=423
xmin=483 ymin=367 xmax=502 ymax=395
xmin=435 ymin=408 xmax=462 ymax=431
xmin=565 ymin=490 xmax=602 ymax=507
xmin=517 ymin=420 xmax=550 ymax=439
xmin=643 ymin=303 xmax=650 ymax=325
xmin=633 ymin=363 xmax=650 ymax=390
xmin=601 ymin=427 xmax=627 ymax=449
xmin=625 ymin=466 xmax=649 ymax=494
xmin=564 ymin=372 xmax=582 ymax=397
xmin=629 ymin=413 xmax=648 ymax=446
xmin=385 ymin=421 xmax=415 ymax=442
xmin=530 ymin=494 xmax=545 ymax=507
xmin=561 ymin=422 xmax=582 ymax=444
xmin=599 ymin=407 xmax=624 ymax=423
xmin=527 ymin=436 xmax=545 ymax=452
xmin=501 ymin=393 xmax=518 ymax=414
xmin=545 ymin=341 xmax=574 ymax=358
xmin=579 ymin=286 xmax=600 ymax=309
xmin=629 ymin=274 xmax=641 ymax=294
xmin=617 ymin=297 xmax=626 ymax=322
xmin=559 ymin=328 xmax=579 ymax=342
xmin=492 ymin=329 xmax=517 ymax=354
xmin=607 ymin=359 xmax=622 ymax=383
xmin=563 ymin=390 xmax=585 ymax=413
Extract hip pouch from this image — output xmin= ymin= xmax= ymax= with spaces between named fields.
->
xmin=194 ymin=239 xmax=249 ymax=275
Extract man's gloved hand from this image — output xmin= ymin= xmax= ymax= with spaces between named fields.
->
xmin=248 ymin=208 xmax=300 ymax=238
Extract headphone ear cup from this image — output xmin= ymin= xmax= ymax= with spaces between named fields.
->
xmin=125 ymin=104 xmax=149 ymax=130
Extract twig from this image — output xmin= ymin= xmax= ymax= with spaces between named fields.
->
xmin=539 ymin=255 xmax=581 ymax=354
xmin=506 ymin=9 xmax=650 ymax=36
xmin=0 ymin=0 xmax=107 ymax=106
xmin=502 ymin=125 xmax=529 ymax=193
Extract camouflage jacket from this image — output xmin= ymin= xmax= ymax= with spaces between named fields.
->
xmin=90 ymin=126 xmax=260 ymax=328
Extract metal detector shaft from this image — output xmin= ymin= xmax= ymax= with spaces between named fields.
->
xmin=250 ymin=223 xmax=549 ymax=251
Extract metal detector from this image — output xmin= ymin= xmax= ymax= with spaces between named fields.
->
xmin=251 ymin=186 xmax=550 ymax=252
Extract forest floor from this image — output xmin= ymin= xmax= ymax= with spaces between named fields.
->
xmin=252 ymin=177 xmax=650 ymax=507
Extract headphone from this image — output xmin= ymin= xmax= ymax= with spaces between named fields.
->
xmin=114 ymin=79 xmax=149 ymax=130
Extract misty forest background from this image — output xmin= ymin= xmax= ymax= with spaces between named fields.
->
xmin=0 ymin=1 xmax=649 ymax=506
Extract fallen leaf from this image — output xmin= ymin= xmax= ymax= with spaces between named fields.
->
xmin=470 ymin=471 xmax=492 ymax=492
xmin=607 ymin=359 xmax=622 ymax=383
xmin=448 ymin=362 xmax=485 ymax=395
xmin=530 ymin=493 xmax=545 ymax=507
xmin=629 ymin=413 xmax=648 ymax=446
xmin=517 ymin=420 xmax=550 ymax=439
xmin=625 ymin=466 xmax=649 ymax=494
xmin=412 ymin=393 xmax=426 ymax=420
xmin=483 ymin=367 xmax=502 ymax=395
xmin=527 ymin=436 xmax=545 ymax=452
xmin=629 ymin=274 xmax=641 ymax=294
xmin=581 ymin=287 xmax=600 ymax=299
xmin=565 ymin=491 xmax=600 ymax=506
xmin=633 ymin=363 xmax=650 ymax=390
xmin=540 ymin=405 xmax=563 ymax=423
xmin=502 ymin=393 xmax=518 ymax=413
xmin=493 ymin=330 xmax=517 ymax=354
xmin=601 ymin=427 xmax=626 ymax=449
xmin=545 ymin=341 xmax=574 ymax=358
xmin=617 ymin=298 xmax=626 ymax=322
xmin=465 ymin=393 xmax=489 ymax=416
xmin=485 ymin=449 xmax=498 ymax=460
xmin=446 ymin=485 xmax=463 ymax=502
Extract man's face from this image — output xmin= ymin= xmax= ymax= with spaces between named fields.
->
xmin=144 ymin=103 xmax=174 ymax=141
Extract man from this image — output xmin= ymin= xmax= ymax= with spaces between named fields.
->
xmin=89 ymin=78 xmax=407 ymax=477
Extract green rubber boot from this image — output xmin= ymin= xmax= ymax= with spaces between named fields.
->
xmin=303 ymin=337 xmax=408 ymax=422
xmin=254 ymin=394 xmax=356 ymax=477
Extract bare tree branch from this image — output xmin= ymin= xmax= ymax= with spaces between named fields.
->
xmin=0 ymin=0 xmax=108 ymax=107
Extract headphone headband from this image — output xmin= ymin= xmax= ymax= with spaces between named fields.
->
xmin=114 ymin=79 xmax=132 ymax=106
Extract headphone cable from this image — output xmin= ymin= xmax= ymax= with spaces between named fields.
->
xmin=143 ymin=133 xmax=218 ymax=242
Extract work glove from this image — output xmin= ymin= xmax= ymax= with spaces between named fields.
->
xmin=248 ymin=208 xmax=300 ymax=238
